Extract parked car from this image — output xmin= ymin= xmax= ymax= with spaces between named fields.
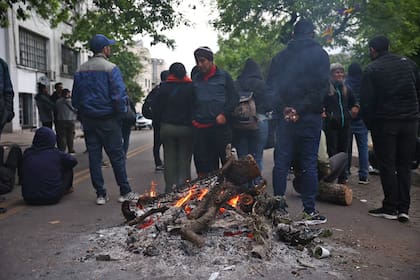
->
xmin=135 ymin=113 xmax=153 ymax=130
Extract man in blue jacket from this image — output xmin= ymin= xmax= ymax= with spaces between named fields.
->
xmin=266 ymin=19 xmax=330 ymax=225
xmin=72 ymin=34 xmax=138 ymax=205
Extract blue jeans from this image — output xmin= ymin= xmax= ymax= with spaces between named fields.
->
xmin=272 ymin=114 xmax=321 ymax=213
xmin=82 ymin=117 xmax=132 ymax=197
xmin=348 ymin=119 xmax=369 ymax=179
xmin=255 ymin=116 xmax=269 ymax=172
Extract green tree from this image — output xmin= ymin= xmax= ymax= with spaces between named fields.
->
xmin=109 ymin=50 xmax=144 ymax=103
xmin=214 ymin=0 xmax=420 ymax=66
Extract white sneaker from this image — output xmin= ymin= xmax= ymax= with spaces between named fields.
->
xmin=96 ymin=196 xmax=109 ymax=205
xmin=118 ymin=191 xmax=139 ymax=203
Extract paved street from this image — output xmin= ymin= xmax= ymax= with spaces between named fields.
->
xmin=0 ymin=128 xmax=419 ymax=279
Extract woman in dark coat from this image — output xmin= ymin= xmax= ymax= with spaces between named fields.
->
xmin=323 ymin=63 xmax=359 ymax=183
xmin=155 ymin=63 xmax=194 ymax=192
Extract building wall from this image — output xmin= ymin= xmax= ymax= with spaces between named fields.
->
xmin=2 ymin=6 xmax=87 ymax=132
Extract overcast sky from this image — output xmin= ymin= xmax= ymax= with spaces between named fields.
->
xmin=143 ymin=1 xmax=219 ymax=75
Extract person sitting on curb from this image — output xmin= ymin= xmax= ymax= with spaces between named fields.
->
xmin=21 ymin=127 xmax=77 ymax=205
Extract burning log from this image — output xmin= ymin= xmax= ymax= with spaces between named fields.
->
xmin=127 ymin=206 xmax=169 ymax=226
xmin=180 ymin=181 xmax=241 ymax=247
xmin=318 ymin=181 xmax=353 ymax=206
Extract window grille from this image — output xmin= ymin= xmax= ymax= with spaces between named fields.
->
xmin=61 ymin=45 xmax=79 ymax=75
xmin=19 ymin=28 xmax=47 ymax=71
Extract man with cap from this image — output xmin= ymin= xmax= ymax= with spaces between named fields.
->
xmin=72 ymin=34 xmax=138 ymax=205
xmin=266 ymin=19 xmax=330 ymax=224
xmin=192 ymin=46 xmax=239 ymax=177
xmin=361 ymin=35 xmax=420 ymax=222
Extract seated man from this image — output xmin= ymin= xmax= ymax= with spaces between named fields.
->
xmin=21 ymin=127 xmax=77 ymax=205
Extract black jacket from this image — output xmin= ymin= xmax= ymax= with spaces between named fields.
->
xmin=236 ymin=59 xmax=268 ymax=114
xmin=192 ymin=67 xmax=239 ymax=124
xmin=361 ymin=52 xmax=420 ymax=128
xmin=156 ymin=78 xmax=194 ymax=126
xmin=266 ymin=37 xmax=330 ymax=115
xmin=0 ymin=58 xmax=14 ymax=129
xmin=324 ymin=82 xmax=357 ymax=129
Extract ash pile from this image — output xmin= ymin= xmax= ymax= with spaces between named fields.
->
xmin=80 ymin=146 xmax=347 ymax=279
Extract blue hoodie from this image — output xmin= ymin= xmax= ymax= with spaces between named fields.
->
xmin=21 ymin=127 xmax=77 ymax=202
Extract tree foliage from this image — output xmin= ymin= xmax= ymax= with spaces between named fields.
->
xmin=109 ymin=51 xmax=144 ymax=103
xmin=214 ymin=0 xmax=420 ymax=73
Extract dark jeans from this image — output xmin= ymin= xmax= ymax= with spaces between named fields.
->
xmin=152 ymin=122 xmax=163 ymax=167
xmin=232 ymin=128 xmax=258 ymax=159
xmin=324 ymin=126 xmax=350 ymax=182
xmin=82 ymin=117 xmax=132 ymax=197
xmin=255 ymin=116 xmax=269 ymax=172
xmin=371 ymin=119 xmax=418 ymax=214
xmin=348 ymin=119 xmax=369 ymax=179
xmin=56 ymin=120 xmax=76 ymax=153
xmin=24 ymin=168 xmax=73 ymax=205
xmin=273 ymin=114 xmax=321 ymax=213
xmin=160 ymin=123 xmax=193 ymax=192
xmin=193 ymin=125 xmax=232 ymax=174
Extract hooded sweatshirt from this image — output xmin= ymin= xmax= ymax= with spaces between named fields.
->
xmin=21 ymin=127 xmax=77 ymax=202
xmin=266 ymin=37 xmax=330 ymax=115
xmin=236 ymin=59 xmax=268 ymax=114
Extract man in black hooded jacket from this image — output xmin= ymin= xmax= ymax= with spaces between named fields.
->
xmin=266 ymin=19 xmax=330 ymax=225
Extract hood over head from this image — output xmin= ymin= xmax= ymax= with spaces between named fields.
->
xmin=32 ymin=127 xmax=57 ymax=149
xmin=237 ymin=58 xmax=263 ymax=80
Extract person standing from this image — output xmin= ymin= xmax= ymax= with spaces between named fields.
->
xmin=345 ymin=62 xmax=370 ymax=184
xmin=323 ymin=63 xmax=359 ymax=184
xmin=35 ymin=78 xmax=54 ymax=129
xmin=0 ymin=57 xmax=15 ymax=214
xmin=72 ymin=34 xmax=138 ymax=205
xmin=155 ymin=62 xmax=194 ymax=192
xmin=55 ymin=88 xmax=78 ymax=154
xmin=266 ymin=19 xmax=330 ymax=224
xmin=192 ymin=46 xmax=239 ymax=178
xmin=232 ymin=58 xmax=268 ymax=173
xmin=361 ymin=35 xmax=420 ymax=222
xmin=0 ymin=58 xmax=14 ymax=140
xmin=142 ymin=70 xmax=169 ymax=171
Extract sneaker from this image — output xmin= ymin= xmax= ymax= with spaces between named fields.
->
xmin=358 ymin=178 xmax=369 ymax=185
xmin=368 ymin=207 xmax=398 ymax=220
xmin=96 ymin=196 xmax=109 ymax=205
xmin=368 ymin=166 xmax=380 ymax=175
xmin=155 ymin=165 xmax=164 ymax=172
xmin=118 ymin=191 xmax=139 ymax=203
xmin=398 ymin=213 xmax=410 ymax=223
xmin=296 ymin=210 xmax=327 ymax=225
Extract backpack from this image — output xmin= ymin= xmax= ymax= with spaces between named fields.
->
xmin=142 ymin=86 xmax=159 ymax=120
xmin=232 ymin=91 xmax=258 ymax=130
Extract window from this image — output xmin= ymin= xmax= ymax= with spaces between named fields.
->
xmin=61 ymin=45 xmax=79 ymax=76
xmin=19 ymin=28 xmax=47 ymax=71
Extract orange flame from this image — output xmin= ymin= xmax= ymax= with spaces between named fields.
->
xmin=174 ymin=189 xmax=194 ymax=207
xmin=149 ymin=180 xmax=157 ymax=197
xmin=197 ymin=188 xmax=209 ymax=200
xmin=227 ymin=195 xmax=240 ymax=208
xmin=184 ymin=205 xmax=192 ymax=215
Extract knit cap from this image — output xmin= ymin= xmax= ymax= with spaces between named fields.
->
xmin=194 ymin=47 xmax=213 ymax=62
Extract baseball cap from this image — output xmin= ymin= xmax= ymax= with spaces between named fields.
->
xmin=89 ymin=34 xmax=116 ymax=53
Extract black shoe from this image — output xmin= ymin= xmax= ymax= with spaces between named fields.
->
xmin=398 ymin=213 xmax=410 ymax=223
xmin=296 ymin=210 xmax=327 ymax=225
xmin=368 ymin=207 xmax=398 ymax=220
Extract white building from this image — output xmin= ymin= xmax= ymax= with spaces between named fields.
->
xmin=0 ymin=6 xmax=90 ymax=132
xmin=1 ymin=6 xmax=166 ymax=131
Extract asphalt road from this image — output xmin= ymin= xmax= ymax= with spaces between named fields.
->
xmin=0 ymin=128 xmax=419 ymax=279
